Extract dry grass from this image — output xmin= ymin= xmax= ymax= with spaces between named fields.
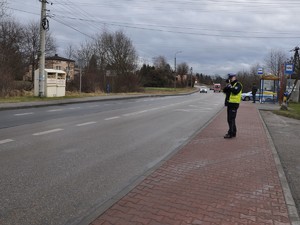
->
xmin=0 ymin=87 xmax=197 ymax=103
xmin=273 ymin=102 xmax=300 ymax=120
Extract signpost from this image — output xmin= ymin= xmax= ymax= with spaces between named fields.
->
xmin=285 ymin=63 xmax=294 ymax=75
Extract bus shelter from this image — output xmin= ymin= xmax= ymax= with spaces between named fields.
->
xmin=259 ymin=74 xmax=280 ymax=103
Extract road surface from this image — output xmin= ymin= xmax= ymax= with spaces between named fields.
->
xmin=0 ymin=92 xmax=224 ymax=225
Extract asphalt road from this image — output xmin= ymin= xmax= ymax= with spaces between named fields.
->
xmin=0 ymin=92 xmax=225 ymax=225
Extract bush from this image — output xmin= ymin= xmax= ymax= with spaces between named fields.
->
xmin=0 ymin=69 xmax=14 ymax=97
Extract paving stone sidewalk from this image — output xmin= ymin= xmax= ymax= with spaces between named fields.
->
xmin=90 ymin=103 xmax=297 ymax=225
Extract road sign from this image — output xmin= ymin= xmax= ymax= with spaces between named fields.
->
xmin=285 ymin=64 xmax=294 ymax=75
xmin=257 ymin=68 xmax=263 ymax=75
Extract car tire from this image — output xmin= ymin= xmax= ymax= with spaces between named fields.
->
xmin=245 ymin=96 xmax=250 ymax=101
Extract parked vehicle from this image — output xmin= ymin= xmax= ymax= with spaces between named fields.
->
xmin=241 ymin=91 xmax=277 ymax=102
xmin=213 ymin=83 xmax=221 ymax=92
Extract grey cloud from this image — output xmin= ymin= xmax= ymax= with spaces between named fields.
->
xmin=8 ymin=0 xmax=300 ymax=76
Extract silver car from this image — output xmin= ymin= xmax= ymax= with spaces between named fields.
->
xmin=241 ymin=91 xmax=276 ymax=102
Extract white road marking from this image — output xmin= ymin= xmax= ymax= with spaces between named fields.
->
xmin=47 ymin=109 xmax=63 ymax=112
xmin=76 ymin=121 xmax=97 ymax=126
xmin=174 ymin=109 xmax=191 ymax=112
xmin=14 ymin=112 xmax=34 ymax=116
xmin=174 ymin=108 xmax=211 ymax=112
xmin=68 ymin=107 xmax=81 ymax=110
xmin=104 ymin=116 xmax=120 ymax=121
xmin=122 ymin=110 xmax=149 ymax=117
xmin=101 ymin=99 xmax=208 ymax=121
xmin=33 ymin=128 xmax=63 ymax=136
xmin=88 ymin=105 xmax=99 ymax=108
xmin=0 ymin=139 xmax=14 ymax=145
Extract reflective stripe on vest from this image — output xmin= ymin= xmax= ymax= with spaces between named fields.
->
xmin=228 ymin=82 xmax=242 ymax=103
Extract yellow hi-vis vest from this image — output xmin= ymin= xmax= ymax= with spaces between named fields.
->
xmin=228 ymin=82 xmax=242 ymax=103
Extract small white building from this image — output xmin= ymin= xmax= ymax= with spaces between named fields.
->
xmin=34 ymin=69 xmax=66 ymax=97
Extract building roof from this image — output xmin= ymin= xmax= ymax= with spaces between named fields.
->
xmin=46 ymin=54 xmax=75 ymax=62
xmin=260 ymin=75 xmax=280 ymax=80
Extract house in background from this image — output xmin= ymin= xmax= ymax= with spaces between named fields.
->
xmin=24 ymin=54 xmax=75 ymax=81
xmin=45 ymin=54 xmax=75 ymax=81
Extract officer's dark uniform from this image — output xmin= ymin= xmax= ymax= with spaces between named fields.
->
xmin=223 ymin=79 xmax=231 ymax=107
xmin=251 ymin=84 xmax=258 ymax=103
xmin=223 ymin=74 xmax=242 ymax=138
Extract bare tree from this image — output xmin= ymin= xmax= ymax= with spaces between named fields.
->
xmin=63 ymin=43 xmax=75 ymax=81
xmin=64 ymin=43 xmax=75 ymax=60
xmin=177 ymin=62 xmax=189 ymax=87
xmin=153 ymin=56 xmax=169 ymax=70
xmin=93 ymin=32 xmax=107 ymax=69
xmin=73 ymin=40 xmax=97 ymax=91
xmin=72 ymin=30 xmax=138 ymax=92
xmin=264 ymin=49 xmax=287 ymax=76
xmin=102 ymin=31 xmax=138 ymax=74
xmin=0 ymin=18 xmax=24 ymax=96
xmin=21 ymin=21 xmax=57 ymax=81
xmin=0 ymin=0 xmax=7 ymax=20
xmin=101 ymin=30 xmax=138 ymax=91
xmin=75 ymin=40 xmax=95 ymax=69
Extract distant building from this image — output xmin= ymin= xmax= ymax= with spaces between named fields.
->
xmin=24 ymin=54 xmax=75 ymax=81
xmin=45 ymin=54 xmax=75 ymax=81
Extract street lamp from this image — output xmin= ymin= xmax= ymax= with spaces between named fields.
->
xmin=190 ymin=67 xmax=193 ymax=88
xmin=78 ymin=59 xmax=84 ymax=95
xmin=174 ymin=51 xmax=182 ymax=89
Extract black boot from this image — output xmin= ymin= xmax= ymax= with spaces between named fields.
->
xmin=224 ymin=133 xmax=232 ymax=138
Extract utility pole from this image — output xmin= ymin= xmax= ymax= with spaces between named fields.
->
xmin=287 ymin=46 xmax=300 ymax=102
xmin=190 ymin=67 xmax=193 ymax=88
xmin=174 ymin=51 xmax=182 ymax=89
xmin=38 ymin=0 xmax=47 ymax=97
xmin=79 ymin=66 xmax=82 ymax=95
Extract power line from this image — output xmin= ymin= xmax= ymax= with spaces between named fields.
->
xmin=51 ymin=0 xmax=113 ymax=34
xmin=51 ymin=17 xmax=94 ymax=39
xmin=8 ymin=6 xmax=300 ymax=40
xmin=52 ymin=14 xmax=300 ymax=39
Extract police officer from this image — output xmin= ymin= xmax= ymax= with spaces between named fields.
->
xmin=223 ymin=73 xmax=243 ymax=138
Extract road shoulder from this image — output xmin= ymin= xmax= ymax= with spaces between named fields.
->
xmin=260 ymin=109 xmax=300 ymax=225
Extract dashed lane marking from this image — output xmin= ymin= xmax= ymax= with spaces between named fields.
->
xmin=0 ymin=139 xmax=14 ymax=145
xmin=47 ymin=109 xmax=64 ymax=112
xmin=104 ymin=116 xmax=120 ymax=121
xmin=76 ymin=121 xmax=97 ymax=126
xmin=68 ymin=107 xmax=81 ymax=110
xmin=32 ymin=128 xmax=64 ymax=136
xmin=14 ymin=112 xmax=34 ymax=116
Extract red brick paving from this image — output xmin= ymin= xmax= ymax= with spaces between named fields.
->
xmin=90 ymin=103 xmax=291 ymax=225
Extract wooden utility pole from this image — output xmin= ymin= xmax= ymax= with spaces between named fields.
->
xmin=38 ymin=0 xmax=47 ymax=97
xmin=287 ymin=47 xmax=300 ymax=102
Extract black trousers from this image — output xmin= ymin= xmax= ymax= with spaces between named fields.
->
xmin=227 ymin=106 xmax=238 ymax=136
xmin=252 ymin=94 xmax=256 ymax=103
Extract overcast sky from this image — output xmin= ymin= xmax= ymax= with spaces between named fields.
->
xmin=7 ymin=0 xmax=300 ymax=76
